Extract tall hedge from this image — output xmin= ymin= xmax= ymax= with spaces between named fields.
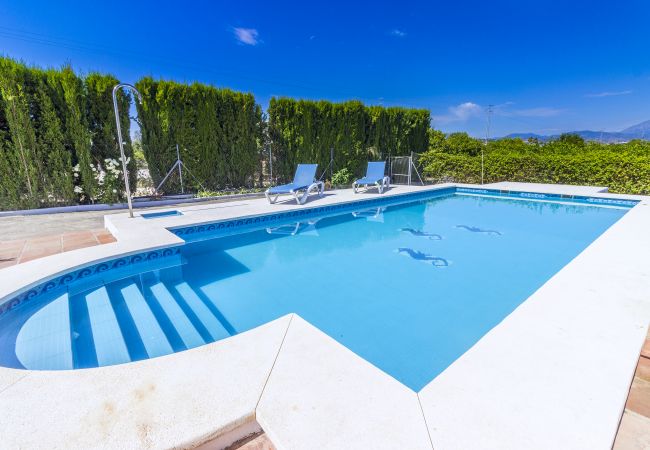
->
xmin=421 ymin=133 xmax=650 ymax=195
xmin=85 ymin=73 xmax=136 ymax=190
xmin=0 ymin=57 xmax=131 ymax=210
xmin=267 ymin=98 xmax=430 ymax=182
xmin=135 ymin=77 xmax=263 ymax=192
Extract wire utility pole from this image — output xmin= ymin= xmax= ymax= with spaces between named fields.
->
xmin=483 ymin=104 xmax=494 ymax=185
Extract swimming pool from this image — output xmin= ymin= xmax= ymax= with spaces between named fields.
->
xmin=0 ymin=189 xmax=633 ymax=390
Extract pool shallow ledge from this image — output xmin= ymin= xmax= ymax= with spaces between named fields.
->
xmin=0 ymin=183 xmax=649 ymax=449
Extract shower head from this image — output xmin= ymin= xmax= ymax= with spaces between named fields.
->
xmin=113 ymin=83 xmax=142 ymax=104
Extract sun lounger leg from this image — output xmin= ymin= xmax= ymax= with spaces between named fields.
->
xmin=298 ymin=183 xmax=321 ymax=205
xmin=265 ymin=190 xmax=278 ymax=204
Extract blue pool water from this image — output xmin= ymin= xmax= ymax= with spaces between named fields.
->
xmin=0 ymin=192 xmax=630 ymax=390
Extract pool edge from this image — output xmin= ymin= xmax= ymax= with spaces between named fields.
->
xmin=0 ymin=182 xmax=648 ymax=449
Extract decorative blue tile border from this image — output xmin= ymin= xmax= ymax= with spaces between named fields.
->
xmin=171 ymin=187 xmax=457 ymax=242
xmin=581 ymin=197 xmax=639 ymax=207
xmin=173 ymin=187 xmax=638 ymax=243
xmin=455 ymin=187 xmax=639 ymax=208
xmin=0 ymin=247 xmax=181 ymax=317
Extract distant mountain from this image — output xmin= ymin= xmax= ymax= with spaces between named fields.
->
xmin=504 ymin=132 xmax=549 ymax=141
xmin=621 ymin=120 xmax=650 ymax=136
xmin=502 ymin=120 xmax=650 ymax=142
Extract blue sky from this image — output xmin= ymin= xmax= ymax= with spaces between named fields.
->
xmin=1 ymin=0 xmax=649 ymax=137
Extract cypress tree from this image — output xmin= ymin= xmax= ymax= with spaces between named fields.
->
xmin=135 ymin=78 xmax=262 ymax=192
xmin=0 ymin=58 xmax=40 ymax=207
xmin=59 ymin=65 xmax=94 ymax=201
xmin=35 ymin=76 xmax=74 ymax=204
xmin=267 ymin=97 xmax=429 ymax=182
xmin=85 ymin=72 xmax=134 ymax=189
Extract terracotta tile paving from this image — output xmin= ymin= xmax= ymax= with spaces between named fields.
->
xmin=61 ymin=230 xmax=99 ymax=252
xmin=615 ymin=411 xmax=650 ymax=449
xmin=627 ymin=378 xmax=650 ymax=419
xmin=0 ymin=228 xmax=116 ymax=267
xmin=229 ymin=433 xmax=275 ymax=450
xmin=642 ymin=336 xmax=650 ymax=359
xmin=614 ymin=328 xmax=650 ymax=449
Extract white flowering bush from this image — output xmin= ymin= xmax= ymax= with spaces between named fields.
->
xmin=73 ymin=158 xmax=127 ymax=204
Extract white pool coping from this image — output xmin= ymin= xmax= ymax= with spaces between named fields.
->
xmin=0 ymin=182 xmax=648 ymax=449
xmin=482 ymin=181 xmax=610 ymax=195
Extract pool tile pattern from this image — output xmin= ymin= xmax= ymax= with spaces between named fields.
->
xmin=456 ymin=187 xmax=639 ymax=207
xmin=171 ymin=187 xmax=455 ymax=242
xmin=171 ymin=186 xmax=638 ymax=243
xmin=0 ymin=246 xmax=182 ymax=317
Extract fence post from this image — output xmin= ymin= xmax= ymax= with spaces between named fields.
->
xmin=268 ymin=145 xmax=273 ymax=185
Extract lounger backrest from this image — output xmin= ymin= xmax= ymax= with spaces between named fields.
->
xmin=293 ymin=164 xmax=318 ymax=187
xmin=365 ymin=161 xmax=386 ymax=180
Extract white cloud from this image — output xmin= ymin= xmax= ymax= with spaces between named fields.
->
xmin=585 ymin=90 xmax=632 ymax=98
xmin=434 ymin=102 xmax=482 ymax=123
xmin=233 ymin=27 xmax=259 ymax=45
xmin=390 ymin=29 xmax=407 ymax=37
xmin=450 ymin=102 xmax=482 ymax=120
xmin=434 ymin=101 xmax=564 ymax=125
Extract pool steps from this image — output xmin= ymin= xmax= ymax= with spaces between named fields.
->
xmin=15 ymin=276 xmax=236 ymax=370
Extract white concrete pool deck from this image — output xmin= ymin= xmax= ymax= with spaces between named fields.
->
xmin=0 ymin=183 xmax=649 ymax=449
xmin=482 ymin=180 xmax=610 ymax=195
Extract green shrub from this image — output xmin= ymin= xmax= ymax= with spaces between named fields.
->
xmin=421 ymin=133 xmax=650 ymax=195
xmin=267 ymin=98 xmax=430 ymax=182
xmin=331 ymin=168 xmax=353 ymax=186
xmin=135 ymin=77 xmax=264 ymax=193
xmin=0 ymin=57 xmax=130 ymax=210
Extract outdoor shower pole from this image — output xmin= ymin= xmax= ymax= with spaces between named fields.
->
xmin=112 ymin=83 xmax=142 ymax=218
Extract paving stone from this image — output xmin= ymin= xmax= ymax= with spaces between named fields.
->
xmin=62 ymin=232 xmax=99 ymax=252
xmin=635 ymin=357 xmax=650 ymax=383
xmin=613 ymin=410 xmax=650 ymax=449
xmin=0 ymin=259 xmax=17 ymax=269
xmin=0 ymin=240 xmax=24 ymax=262
xmin=233 ymin=433 xmax=275 ymax=450
xmin=641 ymin=337 xmax=650 ymax=359
xmin=95 ymin=231 xmax=117 ymax=244
xmin=626 ymin=377 xmax=650 ymax=418
xmin=0 ymin=229 xmax=116 ymax=265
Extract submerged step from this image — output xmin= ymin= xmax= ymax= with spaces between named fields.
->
xmin=85 ymin=287 xmax=131 ymax=367
xmin=174 ymin=282 xmax=231 ymax=341
xmin=120 ymin=283 xmax=174 ymax=359
xmin=149 ymin=282 xmax=205 ymax=349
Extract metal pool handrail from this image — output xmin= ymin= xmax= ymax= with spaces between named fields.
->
xmin=112 ymin=83 xmax=142 ymax=218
